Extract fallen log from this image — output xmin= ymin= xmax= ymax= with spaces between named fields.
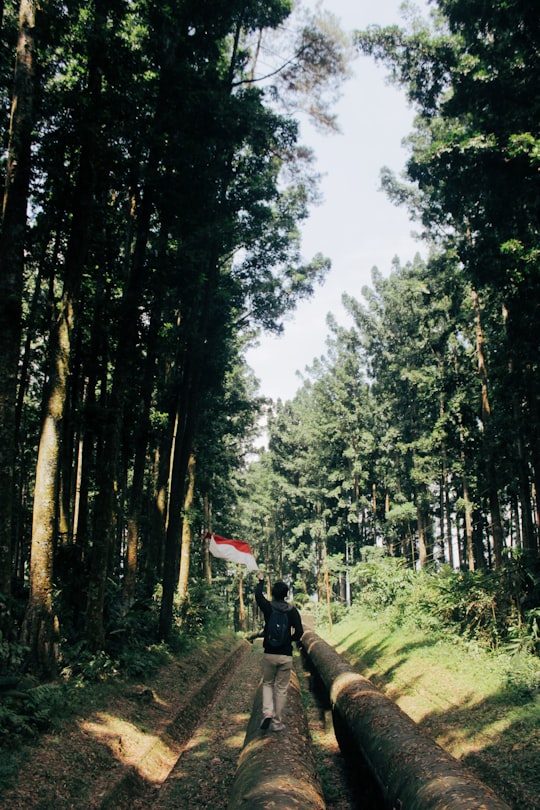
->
xmin=301 ymin=629 xmax=511 ymax=810
xmin=228 ymin=664 xmax=326 ymax=810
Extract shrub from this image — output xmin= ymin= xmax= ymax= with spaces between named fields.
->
xmin=0 ymin=681 xmax=67 ymax=746
xmin=390 ymin=570 xmax=445 ymax=633
xmin=350 ymin=554 xmax=415 ymax=613
xmin=176 ymin=580 xmax=229 ymax=639
xmin=344 ymin=554 xmax=539 ymax=653
xmin=430 ymin=566 xmax=519 ymax=649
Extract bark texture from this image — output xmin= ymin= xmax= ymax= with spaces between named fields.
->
xmin=228 ymin=667 xmax=326 ymax=810
xmin=0 ymin=0 xmax=36 ymax=606
xmin=301 ymin=630 xmax=511 ymax=810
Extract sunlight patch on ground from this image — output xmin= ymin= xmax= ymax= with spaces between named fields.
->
xmin=223 ymin=730 xmax=246 ymax=749
xmin=434 ymin=712 xmax=514 ymax=759
xmin=182 ymin=730 xmax=210 ymax=758
xmin=230 ymin=712 xmax=250 ymax=723
xmin=80 ymin=712 xmax=181 ymax=783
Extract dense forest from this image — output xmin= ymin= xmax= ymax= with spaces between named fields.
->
xmin=0 ymin=0 xmax=539 ymax=687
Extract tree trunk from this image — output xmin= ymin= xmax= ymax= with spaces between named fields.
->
xmin=474 ymin=508 xmax=487 ymax=570
xmin=86 ymin=190 xmax=153 ymax=649
xmin=485 ymin=459 xmax=504 ymax=568
xmin=443 ymin=472 xmax=454 ymax=568
xmin=121 ymin=313 xmax=159 ymax=611
xmin=158 ymin=245 xmax=223 ymax=639
xmin=416 ymin=502 xmax=427 ymax=569
xmin=204 ymin=494 xmax=212 ymax=584
xmin=513 ymin=407 xmax=536 ymax=554
xmin=159 ymin=354 xmax=202 ymax=640
xmin=27 ymin=57 xmax=98 ymax=661
xmin=473 ymin=289 xmax=504 ymax=568
xmin=322 ymin=543 xmax=333 ymax=632
xmin=0 ymin=0 xmax=36 ymax=616
xmin=238 ymin=570 xmax=246 ymax=632
xmin=457 ymin=412 xmax=474 ymax=571
xmin=22 ymin=300 xmax=72 ymax=677
xmin=85 ymin=53 xmax=178 ymax=645
xmin=178 ymin=452 xmax=196 ymax=600
xmin=143 ymin=443 xmax=167 ymax=598
xmin=525 ymin=383 xmax=540 ymax=555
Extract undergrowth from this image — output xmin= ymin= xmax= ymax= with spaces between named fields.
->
xmin=345 ymin=551 xmax=540 ymax=658
xmin=0 ymin=578 xmax=233 ymax=756
xmin=313 ymin=552 xmax=540 ymax=701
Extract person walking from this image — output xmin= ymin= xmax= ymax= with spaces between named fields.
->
xmin=255 ymin=571 xmax=304 ymax=732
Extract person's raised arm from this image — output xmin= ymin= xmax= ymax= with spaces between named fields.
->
xmin=254 ymin=570 xmax=267 ymax=609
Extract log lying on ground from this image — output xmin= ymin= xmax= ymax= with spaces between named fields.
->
xmin=228 ymin=665 xmax=326 ymax=810
xmin=302 ymin=630 xmax=511 ymax=810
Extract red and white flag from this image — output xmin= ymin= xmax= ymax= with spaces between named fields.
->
xmin=205 ymin=532 xmax=258 ymax=570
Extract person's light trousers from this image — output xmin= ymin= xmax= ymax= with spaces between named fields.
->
xmin=261 ymin=653 xmax=293 ymax=724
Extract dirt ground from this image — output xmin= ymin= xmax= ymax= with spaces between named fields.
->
xmin=3 ymin=628 xmax=535 ymax=810
xmin=2 ymin=636 xmax=251 ymax=810
xmin=2 ymin=636 xmax=370 ymax=810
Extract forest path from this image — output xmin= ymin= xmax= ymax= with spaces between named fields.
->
xmin=109 ymin=640 xmax=374 ymax=810
xmin=3 ymin=635 xmax=372 ymax=810
xmin=109 ymin=640 xmax=262 ymax=809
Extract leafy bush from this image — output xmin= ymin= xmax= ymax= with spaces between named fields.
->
xmin=0 ymin=630 xmax=27 ymax=675
xmin=430 ymin=566 xmax=519 ymax=648
xmin=175 ymin=580 xmax=229 ymax=639
xmin=60 ymin=589 xmax=174 ymax=681
xmin=500 ymin=648 xmax=540 ymax=697
xmin=390 ymin=571 xmax=445 ymax=633
xmin=350 ymin=554 xmax=415 ymax=613
xmin=0 ymin=682 xmax=67 ymax=746
xmin=525 ymin=607 xmax=540 ymax=654
xmin=346 ymin=552 xmax=539 ymax=654
xmin=119 ymin=643 xmax=172 ymax=678
xmin=315 ymin=599 xmax=350 ymax=628
xmin=61 ymin=645 xmax=119 ymax=682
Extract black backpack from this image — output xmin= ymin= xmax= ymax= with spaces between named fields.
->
xmin=267 ymin=606 xmax=290 ymax=648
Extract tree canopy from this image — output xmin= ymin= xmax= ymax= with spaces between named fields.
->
xmin=0 ymin=0 xmax=538 ymax=681
xmin=0 ymin=0 xmax=351 ymax=675
xmin=239 ymin=0 xmax=539 ymax=652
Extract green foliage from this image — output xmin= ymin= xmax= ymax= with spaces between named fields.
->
xmin=390 ymin=570 xmax=447 ymax=633
xmin=350 ymin=554 xmax=415 ymax=613
xmin=429 ymin=567 xmax=510 ymax=647
xmin=349 ymin=553 xmax=540 ymax=655
xmin=506 ymin=606 xmax=540 ymax=658
xmin=323 ymin=599 xmax=351 ymax=627
xmin=59 ymin=578 xmax=229 ymax=681
xmin=61 ymin=645 xmax=119 ymax=683
xmin=176 ymin=581 xmax=230 ymax=640
xmin=500 ymin=647 xmax=540 ymax=698
xmin=0 ymin=682 xmax=67 ymax=746
xmin=524 ymin=607 xmax=540 ymax=654
xmin=0 ymin=631 xmax=28 ymax=675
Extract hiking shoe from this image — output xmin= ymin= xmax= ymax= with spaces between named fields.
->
xmin=260 ymin=716 xmax=272 ymax=730
xmin=270 ymin=721 xmax=286 ymax=732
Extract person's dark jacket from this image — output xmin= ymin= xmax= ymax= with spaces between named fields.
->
xmin=255 ymin=578 xmax=303 ymax=656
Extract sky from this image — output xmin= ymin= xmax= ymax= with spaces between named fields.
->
xmin=245 ymin=0 xmax=428 ymax=403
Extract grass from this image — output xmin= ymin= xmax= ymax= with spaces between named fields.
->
xmin=315 ymin=607 xmax=540 ymax=810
